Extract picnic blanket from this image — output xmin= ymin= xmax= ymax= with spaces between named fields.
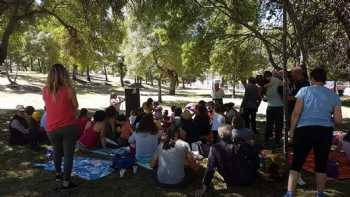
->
xmin=288 ymin=150 xmax=350 ymax=180
xmin=34 ymin=156 xmax=113 ymax=180
xmin=87 ymin=147 xmax=130 ymax=157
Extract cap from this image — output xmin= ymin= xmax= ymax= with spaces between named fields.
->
xmin=16 ymin=105 xmax=25 ymax=112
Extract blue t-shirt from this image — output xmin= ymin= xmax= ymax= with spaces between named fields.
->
xmin=296 ymin=86 xmax=341 ymax=128
xmin=128 ymin=132 xmax=159 ymax=162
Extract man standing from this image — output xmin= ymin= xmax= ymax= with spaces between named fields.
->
xmin=263 ymin=71 xmax=283 ymax=145
xmin=242 ymin=77 xmax=261 ymax=133
xmin=212 ymin=82 xmax=225 ymax=105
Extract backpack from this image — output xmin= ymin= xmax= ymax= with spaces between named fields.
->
xmin=111 ymin=150 xmax=134 ymax=170
xmin=228 ymin=142 xmax=260 ymax=185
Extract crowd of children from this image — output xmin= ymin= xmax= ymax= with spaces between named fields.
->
xmin=8 ymin=96 xmax=259 ymax=193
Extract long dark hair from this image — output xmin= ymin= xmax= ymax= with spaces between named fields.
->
xmin=137 ymin=113 xmax=158 ymax=134
xmin=163 ymin=126 xmax=181 ymax=150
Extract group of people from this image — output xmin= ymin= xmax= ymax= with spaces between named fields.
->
xmin=9 ymin=105 xmax=48 ymax=149
xmin=8 ymin=63 xmax=344 ymax=197
xmin=241 ymin=66 xmax=343 ymax=197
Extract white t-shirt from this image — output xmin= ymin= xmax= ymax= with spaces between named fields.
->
xmin=155 ymin=139 xmax=191 ymax=185
xmin=212 ymin=89 xmax=225 ymax=99
xmin=211 ymin=113 xmax=225 ymax=131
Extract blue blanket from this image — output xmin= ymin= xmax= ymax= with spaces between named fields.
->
xmin=34 ymin=156 xmax=113 ymax=181
xmin=88 ymin=147 xmax=130 ymax=157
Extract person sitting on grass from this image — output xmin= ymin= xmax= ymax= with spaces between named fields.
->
xmin=104 ymin=106 xmax=118 ymax=142
xmin=24 ymin=106 xmax=42 ymax=149
xmin=128 ymin=113 xmax=159 ymax=163
xmin=181 ymin=110 xmax=197 ymax=143
xmin=211 ymin=104 xmax=226 ymax=143
xmin=231 ymin=114 xmax=255 ymax=145
xmin=9 ymin=105 xmax=32 ymax=146
xmin=132 ymin=107 xmax=144 ymax=130
xmin=151 ymin=126 xmax=199 ymax=188
xmin=224 ymin=102 xmax=238 ymax=124
xmin=78 ymin=110 xmax=107 ymax=149
xmin=115 ymin=114 xmax=133 ymax=147
xmin=129 ymin=110 xmax=137 ymax=126
xmin=77 ymin=108 xmax=89 ymax=137
xmin=197 ymin=124 xmax=260 ymax=196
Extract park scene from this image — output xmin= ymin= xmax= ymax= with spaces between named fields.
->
xmin=1 ymin=0 xmax=350 ymax=197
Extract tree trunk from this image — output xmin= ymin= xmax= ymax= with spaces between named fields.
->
xmin=103 ymin=64 xmax=108 ymax=81
xmin=5 ymin=63 xmax=17 ymax=85
xmin=119 ymin=64 xmax=124 ymax=87
xmin=9 ymin=59 xmax=12 ymax=73
xmin=72 ymin=64 xmax=78 ymax=81
xmin=182 ymin=80 xmax=185 ymax=89
xmin=232 ymin=80 xmax=236 ymax=98
xmin=30 ymin=57 xmax=33 ymax=71
xmin=0 ymin=2 xmax=20 ymax=72
xmin=334 ymin=80 xmax=337 ymax=93
xmin=86 ymin=65 xmax=91 ymax=82
xmin=169 ymin=75 xmax=176 ymax=95
xmin=158 ymin=75 xmax=162 ymax=103
xmin=150 ymin=74 xmax=154 ymax=86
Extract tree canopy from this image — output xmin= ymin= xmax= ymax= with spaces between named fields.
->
xmin=0 ymin=0 xmax=349 ymax=93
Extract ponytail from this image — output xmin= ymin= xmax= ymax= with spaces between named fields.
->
xmin=162 ymin=126 xmax=180 ymax=150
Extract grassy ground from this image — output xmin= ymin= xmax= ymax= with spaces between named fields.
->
xmin=1 ymin=73 xmax=350 ymax=197
xmin=1 ymin=110 xmax=350 ymax=197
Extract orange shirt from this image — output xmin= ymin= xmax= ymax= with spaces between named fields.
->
xmin=120 ymin=122 xmax=133 ymax=140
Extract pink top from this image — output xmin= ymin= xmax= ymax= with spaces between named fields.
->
xmin=79 ymin=122 xmax=99 ymax=148
xmin=78 ymin=116 xmax=89 ymax=137
xmin=43 ymin=86 xmax=77 ymax=132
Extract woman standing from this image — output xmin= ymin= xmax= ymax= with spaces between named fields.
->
xmin=285 ymin=68 xmax=342 ymax=197
xmin=43 ymin=64 xmax=79 ymax=189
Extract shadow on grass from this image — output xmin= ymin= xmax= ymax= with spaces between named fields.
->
xmin=1 ymin=112 xmax=350 ymax=196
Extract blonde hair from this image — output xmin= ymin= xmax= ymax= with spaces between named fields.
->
xmin=46 ymin=64 xmax=72 ymax=99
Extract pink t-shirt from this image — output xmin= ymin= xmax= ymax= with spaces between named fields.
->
xmin=79 ymin=122 xmax=100 ymax=148
xmin=43 ymin=86 xmax=77 ymax=132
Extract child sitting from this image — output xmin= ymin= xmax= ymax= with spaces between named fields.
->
xmin=116 ymin=114 xmax=133 ymax=147
xmin=231 ymin=114 xmax=255 ymax=145
xmin=150 ymin=126 xmax=198 ymax=188
xmin=128 ymin=114 xmax=159 ymax=163
xmin=104 ymin=106 xmax=118 ymax=141
xmin=129 ymin=110 xmax=137 ymax=126
xmin=77 ymin=108 xmax=89 ymax=137
xmin=79 ymin=110 xmax=107 ymax=149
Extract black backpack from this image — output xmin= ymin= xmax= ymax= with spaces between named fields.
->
xmin=227 ymin=141 xmax=260 ymax=185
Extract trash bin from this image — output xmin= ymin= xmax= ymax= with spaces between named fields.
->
xmin=125 ymin=88 xmax=140 ymax=117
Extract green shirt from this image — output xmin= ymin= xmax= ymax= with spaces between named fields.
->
xmin=265 ymin=77 xmax=283 ymax=107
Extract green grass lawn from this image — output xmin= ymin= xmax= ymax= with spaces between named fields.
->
xmin=1 ymin=113 xmax=350 ymax=196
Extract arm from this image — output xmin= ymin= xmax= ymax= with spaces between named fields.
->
xmin=11 ymin=120 xmax=29 ymax=134
xmin=289 ymin=98 xmax=304 ymax=134
xmin=333 ymin=106 xmax=343 ymax=126
xmin=128 ymin=133 xmax=136 ymax=144
xmin=100 ymin=129 xmax=107 ymax=148
xmin=150 ymin=155 xmax=158 ymax=169
xmin=186 ymin=151 xmax=199 ymax=171
xmin=68 ymin=87 xmax=79 ymax=109
xmin=263 ymin=81 xmax=273 ymax=88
